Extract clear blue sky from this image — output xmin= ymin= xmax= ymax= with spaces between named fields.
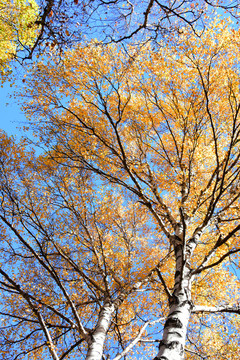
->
xmin=0 ymin=81 xmax=27 ymax=138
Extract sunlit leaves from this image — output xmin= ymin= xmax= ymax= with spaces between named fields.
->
xmin=0 ymin=0 xmax=38 ymax=79
xmin=1 ymin=19 xmax=240 ymax=360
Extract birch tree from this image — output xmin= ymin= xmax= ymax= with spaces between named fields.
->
xmin=21 ymin=20 xmax=240 ymax=359
xmin=1 ymin=20 xmax=240 ymax=359
xmin=0 ymin=132 xmax=165 ymax=359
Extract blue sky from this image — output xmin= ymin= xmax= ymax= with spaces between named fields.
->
xmin=0 ymin=81 xmax=26 ymax=138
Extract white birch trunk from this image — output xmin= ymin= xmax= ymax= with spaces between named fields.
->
xmin=154 ymin=295 xmax=192 ymax=360
xmin=85 ymin=301 xmax=114 ymax=360
xmin=154 ymin=240 xmax=194 ymax=360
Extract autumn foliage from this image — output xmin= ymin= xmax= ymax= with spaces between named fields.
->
xmin=0 ymin=19 xmax=240 ymax=360
xmin=0 ymin=0 xmax=38 ymax=77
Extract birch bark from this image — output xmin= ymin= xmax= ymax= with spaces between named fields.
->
xmin=86 ymin=300 xmax=115 ymax=360
xmin=154 ymin=236 xmax=195 ymax=360
xmin=154 ymin=289 xmax=192 ymax=360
